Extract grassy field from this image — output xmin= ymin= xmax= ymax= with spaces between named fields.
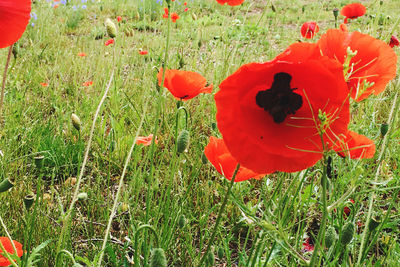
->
xmin=0 ymin=0 xmax=400 ymax=266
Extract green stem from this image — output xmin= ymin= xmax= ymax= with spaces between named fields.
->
xmin=0 ymin=45 xmax=13 ymax=123
xmin=0 ymin=215 xmax=18 ymax=267
xmin=198 ymin=164 xmax=239 ymax=266
xmin=134 ymin=224 xmax=160 ymax=267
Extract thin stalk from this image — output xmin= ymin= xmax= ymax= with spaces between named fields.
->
xmin=0 ymin=45 xmax=13 ymax=122
xmin=97 ymin=100 xmax=149 ymax=267
xmin=198 ymin=164 xmax=239 ymax=267
xmin=357 ymin=89 xmax=400 ymax=265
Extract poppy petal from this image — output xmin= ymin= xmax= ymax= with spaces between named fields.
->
xmin=0 ymin=237 xmax=23 ymax=266
xmin=334 ymin=130 xmax=375 ymax=159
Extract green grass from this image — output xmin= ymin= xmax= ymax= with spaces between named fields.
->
xmin=0 ymin=0 xmax=400 ymax=266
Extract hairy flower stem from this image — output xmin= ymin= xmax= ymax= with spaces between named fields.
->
xmin=357 ymin=88 xmax=400 ymax=265
xmin=0 ymin=45 xmax=13 ymax=123
xmin=0 ymin=215 xmax=18 ymax=267
xmin=198 ymin=164 xmax=239 ymax=267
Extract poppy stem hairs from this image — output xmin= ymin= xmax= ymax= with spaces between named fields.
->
xmin=198 ymin=164 xmax=239 ymax=266
xmin=0 ymin=45 xmax=13 ymax=123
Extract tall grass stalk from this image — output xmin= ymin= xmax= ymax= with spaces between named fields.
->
xmin=0 ymin=45 xmax=13 ymax=122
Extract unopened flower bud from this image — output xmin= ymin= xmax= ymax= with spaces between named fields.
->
xmin=341 ymin=222 xmax=355 ymax=245
xmin=150 ymin=248 xmax=167 ymax=267
xmin=0 ymin=178 xmax=14 ymax=193
xmin=71 ymin=113 xmax=81 ymax=131
xmin=177 ymin=130 xmax=190 ymax=153
xmin=105 ymin=18 xmax=117 ymax=38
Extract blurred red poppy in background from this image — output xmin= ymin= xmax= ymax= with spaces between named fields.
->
xmin=171 ymin=13 xmax=179 ymax=23
xmin=341 ymin=3 xmax=366 ymax=23
xmin=317 ymin=29 xmax=397 ymax=101
xmin=0 ymin=0 xmax=31 ymax=48
xmin=0 ymin=237 xmax=23 ymax=266
xmin=389 ymin=35 xmax=399 ymax=48
xmin=204 ymin=137 xmax=265 ymax=182
xmin=300 ymin=21 xmax=319 ymax=39
xmin=157 ymin=69 xmax=213 ymax=101
xmin=216 ymin=0 xmax=245 ymax=6
xmin=104 ymin=39 xmax=114 ymax=46
xmin=136 ymin=134 xmax=158 ymax=146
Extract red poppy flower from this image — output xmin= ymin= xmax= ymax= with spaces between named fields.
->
xmin=389 ymin=35 xmax=399 ymax=48
xmin=139 ymin=50 xmax=148 ymax=55
xmin=300 ymin=21 xmax=319 ymax=39
xmin=117 ymin=16 xmax=122 ymax=22
xmin=216 ymin=0 xmax=245 ymax=6
xmin=0 ymin=0 xmax=31 ymax=49
xmin=184 ymin=2 xmax=187 ymax=5
xmin=334 ymin=130 xmax=375 ymax=159
xmin=184 ymin=8 xmax=188 ymax=12
xmin=104 ymin=39 xmax=114 ymax=46
xmin=215 ymin=43 xmax=352 ymax=174
xmin=302 ymin=237 xmax=314 ymax=252
xmin=77 ymin=52 xmax=87 ymax=57
xmin=343 ymin=199 xmax=355 ymax=218
xmin=171 ymin=13 xmax=179 ymax=23
xmin=136 ymin=134 xmax=158 ymax=146
xmin=204 ymin=137 xmax=265 ymax=182
xmin=339 ymin=23 xmax=348 ymax=32
xmin=163 ymin=7 xmax=169 ymax=18
xmin=341 ymin=3 xmax=366 ymax=23
xmin=40 ymin=82 xmax=49 ymax=87
xmin=317 ymin=29 xmax=397 ymax=101
xmin=82 ymin=81 xmax=93 ymax=86
xmin=0 ymin=237 xmax=23 ymax=266
xmin=157 ymin=69 xmax=213 ymax=101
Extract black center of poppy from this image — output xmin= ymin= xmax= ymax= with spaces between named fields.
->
xmin=256 ymin=72 xmax=303 ymax=123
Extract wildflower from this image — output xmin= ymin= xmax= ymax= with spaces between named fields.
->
xmin=339 ymin=23 xmax=348 ymax=32
xmin=204 ymin=137 xmax=265 ymax=182
xmin=184 ymin=2 xmax=187 ymax=5
xmin=157 ymin=69 xmax=213 ymax=101
xmin=215 ymin=43 xmax=367 ymax=174
xmin=300 ymin=21 xmax=319 ymax=39
xmin=341 ymin=3 xmax=366 ymax=23
xmin=82 ymin=81 xmax=93 ymax=86
xmin=184 ymin=8 xmax=188 ymax=12
xmin=216 ymin=0 xmax=245 ymax=6
xmin=389 ymin=35 xmax=399 ymax=48
xmin=171 ymin=13 xmax=179 ymax=23
xmin=317 ymin=29 xmax=397 ymax=101
xmin=0 ymin=0 xmax=31 ymax=48
xmin=40 ymin=82 xmax=49 ymax=87
xmin=117 ymin=16 xmax=122 ymax=22
xmin=343 ymin=199 xmax=355 ymax=218
xmin=104 ymin=38 xmax=114 ymax=46
xmin=77 ymin=52 xmax=87 ymax=57
xmin=163 ymin=7 xmax=169 ymax=18
xmin=334 ymin=131 xmax=375 ymax=159
xmin=136 ymin=134 xmax=158 ymax=146
xmin=0 ymin=237 xmax=23 ymax=266
xmin=302 ymin=237 xmax=314 ymax=252
xmin=139 ymin=50 xmax=148 ymax=55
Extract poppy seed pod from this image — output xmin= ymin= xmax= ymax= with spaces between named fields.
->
xmin=24 ymin=193 xmax=36 ymax=210
xmin=325 ymin=226 xmax=337 ymax=248
xmin=206 ymin=250 xmax=215 ymax=266
xmin=149 ymin=248 xmax=167 ymax=267
xmin=71 ymin=113 xmax=81 ymax=131
xmin=341 ymin=222 xmax=355 ymax=245
xmin=105 ymin=18 xmax=117 ymax=38
xmin=380 ymin=123 xmax=389 ymax=137
xmin=333 ymin=8 xmax=339 ymax=19
xmin=217 ymin=247 xmax=224 ymax=259
xmin=0 ymin=178 xmax=14 ymax=193
xmin=177 ymin=130 xmax=190 ymax=153
xmin=34 ymin=155 xmax=44 ymax=170
xmin=77 ymin=192 xmax=88 ymax=201
xmin=178 ymin=214 xmax=186 ymax=228
xmin=368 ymin=217 xmax=380 ymax=232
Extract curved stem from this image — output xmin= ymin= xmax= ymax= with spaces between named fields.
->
xmin=0 ymin=45 xmax=13 ymax=123
xmin=134 ymin=224 xmax=160 ymax=266
xmin=198 ymin=164 xmax=239 ymax=266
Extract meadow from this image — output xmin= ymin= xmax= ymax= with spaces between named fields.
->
xmin=0 ymin=0 xmax=400 ymax=266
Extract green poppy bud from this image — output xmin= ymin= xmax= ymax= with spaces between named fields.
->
xmin=341 ymin=222 xmax=355 ymax=245
xmin=368 ymin=217 xmax=380 ymax=232
xmin=149 ymin=248 xmax=167 ymax=267
xmin=0 ymin=178 xmax=14 ymax=193
xmin=380 ymin=123 xmax=388 ymax=137
xmin=34 ymin=155 xmax=44 ymax=170
xmin=325 ymin=226 xmax=337 ymax=248
xmin=217 ymin=247 xmax=224 ymax=259
xmin=206 ymin=250 xmax=215 ymax=266
xmin=333 ymin=8 xmax=339 ymax=19
xmin=177 ymin=130 xmax=190 ymax=153
xmin=71 ymin=113 xmax=81 ymax=131
xmin=77 ymin=192 xmax=88 ymax=201
xmin=105 ymin=18 xmax=117 ymax=38
xmin=178 ymin=214 xmax=186 ymax=228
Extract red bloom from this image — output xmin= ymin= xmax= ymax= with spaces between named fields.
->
xmin=216 ymin=0 xmax=245 ymax=6
xmin=139 ymin=50 xmax=148 ymax=55
xmin=302 ymin=238 xmax=314 ymax=252
xmin=341 ymin=3 xmax=366 ymax=23
xmin=339 ymin=23 xmax=348 ymax=32
xmin=104 ymin=39 xmax=114 ymax=46
xmin=77 ymin=52 xmax=87 ymax=57
xmin=40 ymin=82 xmax=49 ymax=87
xmin=204 ymin=137 xmax=265 ymax=182
xmin=117 ymin=16 xmax=122 ymax=22
xmin=317 ymin=29 xmax=397 ymax=101
xmin=334 ymin=131 xmax=375 ymax=159
xmin=343 ymin=199 xmax=355 ymax=218
xmin=389 ymin=35 xmax=399 ymax=48
xmin=171 ymin=13 xmax=179 ymax=23
xmin=184 ymin=2 xmax=187 ymax=5
xmin=82 ymin=81 xmax=93 ymax=86
xmin=0 ymin=237 xmax=23 ymax=266
xmin=184 ymin=8 xmax=188 ymax=12
xmin=0 ymin=0 xmax=31 ymax=48
xmin=216 ymin=43 xmax=353 ymax=174
xmin=163 ymin=7 xmax=169 ymax=18
xmin=300 ymin=21 xmax=319 ymax=39
xmin=157 ymin=69 xmax=213 ymax=101
xmin=136 ymin=134 xmax=157 ymax=146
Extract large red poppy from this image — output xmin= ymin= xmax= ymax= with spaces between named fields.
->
xmin=157 ymin=69 xmax=213 ymax=101
xmin=204 ymin=136 xmax=265 ymax=181
xmin=317 ymin=29 xmax=397 ymax=101
xmin=216 ymin=0 xmax=245 ymax=6
xmin=0 ymin=237 xmax=23 ymax=266
xmin=0 ymin=0 xmax=31 ymax=48
xmin=300 ymin=21 xmax=319 ymax=39
xmin=340 ymin=3 xmax=366 ymax=23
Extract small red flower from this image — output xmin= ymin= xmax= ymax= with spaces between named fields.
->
xmin=53 ymin=4 xmax=59 ymax=9
xmin=171 ymin=13 xmax=179 ymax=23
xmin=139 ymin=50 xmax=148 ymax=55
xmin=117 ymin=16 xmax=122 ymax=22
xmin=184 ymin=2 xmax=187 ymax=5
xmin=82 ymin=81 xmax=93 ymax=86
xmin=136 ymin=134 xmax=158 ymax=146
xmin=341 ymin=3 xmax=366 ymax=23
xmin=104 ymin=39 xmax=114 ymax=46
xmin=184 ymin=8 xmax=188 ymax=12
xmin=40 ymin=82 xmax=49 ymax=87
xmin=163 ymin=7 xmax=169 ymax=18
xmin=302 ymin=238 xmax=314 ymax=252
xmin=339 ymin=23 xmax=348 ymax=32
xmin=343 ymin=199 xmax=355 ymax=218
xmin=216 ymin=0 xmax=245 ymax=6
xmin=157 ymin=69 xmax=213 ymax=101
xmin=0 ymin=0 xmax=31 ymax=48
xmin=389 ymin=35 xmax=399 ymax=48
xmin=300 ymin=21 xmax=319 ymax=39
xmin=204 ymin=137 xmax=265 ymax=182
xmin=0 ymin=237 xmax=23 ymax=267
xmin=77 ymin=52 xmax=87 ymax=57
